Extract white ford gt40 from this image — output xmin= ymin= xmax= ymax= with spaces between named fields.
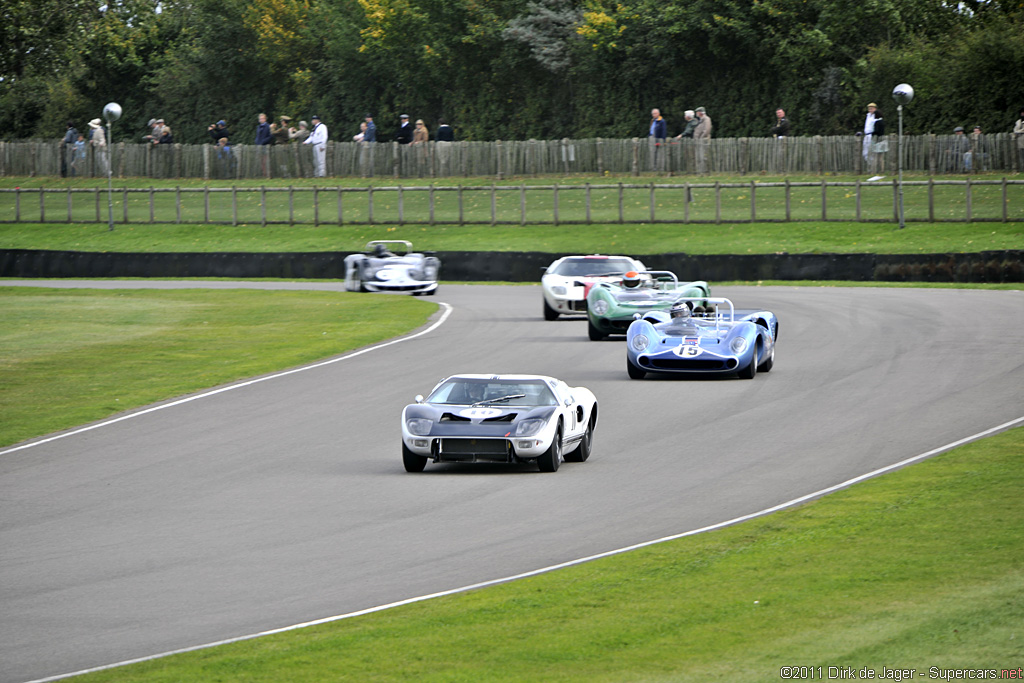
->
xmin=401 ymin=374 xmax=598 ymax=473
xmin=541 ymin=254 xmax=647 ymax=320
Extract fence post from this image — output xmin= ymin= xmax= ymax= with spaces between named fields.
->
xmin=928 ymin=134 xmax=936 ymax=176
xmin=596 ymin=138 xmax=603 ymax=176
xmin=562 ymin=138 xmax=569 ymax=176
xmin=39 ymin=187 xmax=44 ymax=222
xmin=740 ymin=137 xmax=748 ymax=176
xmin=177 ymin=186 xmax=182 ymax=223
xmin=683 ymin=182 xmax=690 ymax=223
xmin=203 ymin=145 xmax=210 ymax=181
xmin=585 ymin=183 xmax=592 ymax=224
xmin=398 ymin=185 xmax=404 ymax=225
xmin=1003 ymin=177 xmax=1008 ymax=222
xmin=232 ymin=186 xmax=238 ymax=226
xmin=288 ymin=186 xmax=294 ymax=225
xmin=490 ymin=185 xmax=496 ymax=226
xmin=313 ymin=186 xmax=319 ymax=227
xmin=855 ymin=180 xmax=861 ymax=221
xmin=965 ymin=177 xmax=972 ymax=222
xmin=553 ymin=183 xmax=559 ymax=226
xmin=816 ymin=136 xmax=824 ymax=175
xmin=204 ymin=186 xmax=210 ymax=223
xmin=928 ymin=178 xmax=934 ymax=222
xmin=95 ymin=188 xmax=100 ymax=222
xmin=892 ymin=179 xmax=898 ymax=222
xmin=261 ymin=186 xmax=266 ymax=226
xmin=631 ymin=138 xmax=640 ymax=177
xmin=392 ymin=142 xmax=399 ymax=179
xmin=785 ymin=179 xmax=792 ymax=221
xmin=429 ymin=184 xmax=435 ymax=225
xmin=520 ymin=184 xmax=526 ymax=225
xmin=715 ymin=182 xmax=721 ymax=223
xmin=750 ymin=180 xmax=756 ymax=221
xmin=337 ymin=188 xmax=343 ymax=226
xmin=122 ymin=187 xmax=128 ymax=223
xmin=66 ymin=188 xmax=72 ymax=223
xmin=368 ymin=186 xmax=374 ymax=224
xmin=649 ymin=182 xmax=655 ymax=222
xmin=821 ymin=179 xmax=827 ymax=220
xmin=14 ymin=186 xmax=20 ymax=221
xmin=458 ymin=185 xmax=464 ymax=225
xmin=618 ymin=183 xmax=624 ymax=223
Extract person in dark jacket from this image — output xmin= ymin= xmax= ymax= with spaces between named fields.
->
xmin=254 ymin=113 xmax=273 ymax=146
xmin=395 ymin=114 xmax=413 ymax=144
xmin=208 ymin=120 xmax=230 ymax=144
xmin=61 ymin=121 xmax=78 ymax=177
xmin=649 ymin=108 xmax=667 ymax=171
xmin=363 ymin=114 xmax=377 ymax=142
xmin=771 ymin=108 xmax=791 ymax=137
xmin=435 ymin=118 xmax=454 ymax=141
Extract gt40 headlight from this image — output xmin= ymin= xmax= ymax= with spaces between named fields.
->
xmin=550 ymin=286 xmax=567 ymax=295
xmin=406 ymin=418 xmax=433 ymax=436
xmin=730 ymin=337 xmax=749 ymax=354
xmin=515 ymin=418 xmax=546 ymax=437
xmin=630 ymin=334 xmax=649 ymax=352
xmin=591 ymin=299 xmax=609 ymax=315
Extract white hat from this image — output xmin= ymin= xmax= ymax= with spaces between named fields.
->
xmin=88 ymin=118 xmax=102 ymax=128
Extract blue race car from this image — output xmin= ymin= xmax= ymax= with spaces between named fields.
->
xmin=625 ymin=298 xmax=778 ymax=380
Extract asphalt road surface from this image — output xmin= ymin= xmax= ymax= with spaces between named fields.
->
xmin=2 ymin=282 xmax=1022 ymax=682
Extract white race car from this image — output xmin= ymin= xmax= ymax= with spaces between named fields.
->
xmin=401 ymin=374 xmax=598 ymax=473
xmin=541 ymin=254 xmax=647 ymax=320
xmin=344 ymin=240 xmax=440 ymax=295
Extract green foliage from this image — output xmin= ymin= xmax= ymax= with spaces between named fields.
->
xmin=1 ymin=0 xmax=1021 ymax=142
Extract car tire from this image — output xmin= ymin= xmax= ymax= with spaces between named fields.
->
xmin=538 ymin=426 xmax=562 ymax=472
xmin=565 ymin=418 xmax=594 ymax=462
xmin=759 ymin=346 xmax=774 ymax=373
xmin=627 ymin=357 xmax=646 ymax=379
xmin=543 ymin=299 xmax=559 ymax=321
xmin=402 ymin=443 xmax=428 ymax=472
xmin=738 ymin=342 xmax=759 ymax=379
xmin=588 ymin=320 xmax=605 ymax=341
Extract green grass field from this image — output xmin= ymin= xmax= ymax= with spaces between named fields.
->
xmin=1 ymin=174 xmax=1022 ymax=256
xmin=70 ymin=425 xmax=1024 ymax=682
xmin=0 ymin=287 xmax=436 ymax=448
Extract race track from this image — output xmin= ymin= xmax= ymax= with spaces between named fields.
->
xmin=2 ymin=283 xmax=1022 ymax=682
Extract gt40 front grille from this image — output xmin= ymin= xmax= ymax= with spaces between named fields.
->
xmin=437 ymin=438 xmax=512 ymax=462
xmin=644 ymin=357 xmax=738 ymax=370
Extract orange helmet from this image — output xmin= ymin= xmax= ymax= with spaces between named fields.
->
xmin=622 ymin=271 xmax=641 ymax=288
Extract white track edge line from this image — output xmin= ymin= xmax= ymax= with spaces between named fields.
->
xmin=1 ymin=303 xmax=453 ymax=458
xmin=25 ymin=414 xmax=1024 ymax=683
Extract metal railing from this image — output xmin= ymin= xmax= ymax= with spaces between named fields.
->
xmin=2 ymin=133 xmax=1022 ymax=180
xmin=3 ymin=179 xmax=1022 ymax=225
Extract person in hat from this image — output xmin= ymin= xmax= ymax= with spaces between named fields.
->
xmin=271 ymin=115 xmax=291 ymax=145
xmin=395 ymin=114 xmax=413 ymax=144
xmin=363 ymin=113 xmax=377 ymax=142
xmin=861 ymin=103 xmax=883 ymax=162
xmin=948 ymin=126 xmax=970 ymax=172
xmin=693 ymin=106 xmax=712 ymax=174
xmin=208 ymin=120 xmax=231 ymax=144
xmin=288 ymin=120 xmax=309 ymax=143
xmin=412 ymin=118 xmax=429 ymax=144
xmin=303 ymin=114 xmax=329 ymax=177
xmin=89 ymin=117 xmax=108 ymax=175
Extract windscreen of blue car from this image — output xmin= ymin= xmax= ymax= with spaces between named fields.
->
xmin=428 ymin=379 xmax=558 ymax=406
xmin=550 ymin=258 xmax=636 ymax=277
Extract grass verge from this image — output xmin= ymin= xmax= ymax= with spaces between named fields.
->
xmin=0 ymin=287 xmax=436 ymax=448
xmin=73 ymin=425 xmax=1024 ymax=682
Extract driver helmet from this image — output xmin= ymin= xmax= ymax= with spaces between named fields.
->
xmin=465 ymin=383 xmax=485 ymax=402
xmin=372 ymin=243 xmax=388 ymax=258
xmin=670 ymin=301 xmax=692 ymax=320
xmin=622 ymin=271 xmax=641 ymax=288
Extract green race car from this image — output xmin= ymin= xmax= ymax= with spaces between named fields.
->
xmin=585 ymin=270 xmax=711 ymax=341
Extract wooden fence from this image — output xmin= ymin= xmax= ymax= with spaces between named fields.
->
xmin=3 ymin=179 xmax=1022 ymax=226
xmin=1 ymin=134 xmax=1021 ymax=180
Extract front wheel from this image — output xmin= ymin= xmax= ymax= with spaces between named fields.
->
xmin=627 ymin=357 xmax=646 ymax=379
xmin=758 ymin=346 xmax=774 ymax=373
xmin=538 ymin=426 xmax=562 ymax=472
xmin=402 ymin=443 xmax=428 ymax=472
xmin=588 ymin=319 xmax=605 ymax=341
xmin=738 ymin=343 xmax=759 ymax=380
xmin=543 ymin=299 xmax=559 ymax=320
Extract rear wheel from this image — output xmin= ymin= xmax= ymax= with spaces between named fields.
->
xmin=402 ymin=443 xmax=428 ymax=472
xmin=538 ymin=426 xmax=562 ymax=472
xmin=565 ymin=418 xmax=594 ymax=462
xmin=588 ymin=319 xmax=605 ymax=341
xmin=627 ymin=357 xmax=646 ymax=379
xmin=543 ymin=299 xmax=559 ymax=320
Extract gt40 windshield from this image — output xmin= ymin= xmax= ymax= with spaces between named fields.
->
xmin=428 ymin=379 xmax=558 ymax=406
xmin=550 ymin=258 xmax=636 ymax=277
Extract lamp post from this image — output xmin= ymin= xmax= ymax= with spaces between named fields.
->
xmin=102 ymin=102 xmax=122 ymax=231
xmin=891 ymin=84 xmax=914 ymax=230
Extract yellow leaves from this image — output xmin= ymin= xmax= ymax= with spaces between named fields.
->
xmin=243 ymin=0 xmax=312 ymax=65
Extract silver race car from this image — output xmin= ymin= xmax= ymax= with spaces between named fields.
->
xmin=401 ymin=374 xmax=598 ymax=472
xmin=344 ymin=240 xmax=440 ymax=295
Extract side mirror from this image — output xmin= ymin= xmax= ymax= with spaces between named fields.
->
xmin=415 ymin=394 xmax=424 ymax=404
xmin=564 ymin=398 xmax=572 ymax=407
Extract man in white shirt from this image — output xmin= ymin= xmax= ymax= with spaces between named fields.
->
xmin=862 ymin=103 xmax=878 ymax=161
xmin=304 ymin=114 xmax=328 ymax=177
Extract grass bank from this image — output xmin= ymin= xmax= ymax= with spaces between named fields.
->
xmin=0 ymin=287 xmax=436 ymax=448
xmin=74 ymin=425 xmax=1024 ymax=682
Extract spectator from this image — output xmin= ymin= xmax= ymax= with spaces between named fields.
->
xmin=353 ymin=122 xmax=368 ymax=142
xmin=693 ymin=106 xmax=712 ymax=174
xmin=304 ymin=114 xmax=328 ymax=177
xmin=254 ymin=113 xmax=273 ymax=146
xmin=675 ymin=110 xmax=697 ymax=139
xmin=288 ymin=120 xmax=310 ymax=143
xmin=271 ymin=115 xmax=291 ymax=145
xmin=435 ymin=118 xmax=454 ymax=141
xmin=142 ymin=118 xmax=162 ymax=143
xmin=947 ymin=126 xmax=970 ymax=172
xmin=395 ymin=114 xmax=413 ymax=144
xmin=412 ymin=119 xmax=429 ymax=144
xmin=649 ymin=107 xmax=667 ymax=171
xmin=1015 ymin=108 xmax=1024 ymax=172
xmin=88 ymin=117 xmax=108 ymax=176
xmin=771 ymin=108 xmax=790 ymax=137
xmin=861 ymin=103 xmax=883 ymax=161
xmin=60 ymin=121 xmax=78 ymax=177
xmin=965 ymin=125 xmax=989 ymax=172
xmin=207 ymin=120 xmax=230 ymax=144
xmin=216 ymin=137 xmax=236 ymax=178
xmin=363 ymin=114 xmax=377 ymax=142
xmin=71 ymin=133 xmax=86 ymax=176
